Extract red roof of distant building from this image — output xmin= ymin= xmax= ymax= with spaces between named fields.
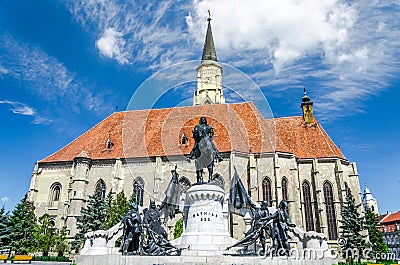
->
xmin=381 ymin=210 xmax=400 ymax=224
xmin=377 ymin=213 xmax=390 ymax=223
xmin=40 ymin=102 xmax=345 ymax=163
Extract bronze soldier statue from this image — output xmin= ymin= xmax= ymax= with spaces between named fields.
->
xmin=252 ymin=201 xmax=271 ymax=253
xmin=143 ymin=200 xmax=168 ymax=239
xmin=267 ymin=200 xmax=296 ymax=256
xmin=226 ymin=200 xmax=271 ymax=252
xmin=120 ymin=202 xmax=142 ymax=255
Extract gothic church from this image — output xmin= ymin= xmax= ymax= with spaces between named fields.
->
xmin=28 ymin=16 xmax=362 ymax=246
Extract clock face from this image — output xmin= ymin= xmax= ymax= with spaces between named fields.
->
xmin=204 ymin=77 xmax=211 ymax=84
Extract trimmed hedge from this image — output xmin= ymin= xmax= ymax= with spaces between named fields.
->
xmin=32 ymin=255 xmax=70 ymax=262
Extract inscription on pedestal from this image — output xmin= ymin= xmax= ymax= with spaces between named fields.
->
xmin=193 ymin=211 xmax=218 ymax=221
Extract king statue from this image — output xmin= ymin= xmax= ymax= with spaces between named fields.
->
xmin=188 ymin=117 xmax=223 ymax=184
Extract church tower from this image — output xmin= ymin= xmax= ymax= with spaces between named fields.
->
xmin=362 ymin=185 xmax=379 ymax=215
xmin=193 ymin=12 xmax=225 ymax=106
xmin=301 ymin=87 xmax=315 ymax=123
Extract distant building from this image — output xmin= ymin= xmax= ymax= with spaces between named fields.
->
xmin=27 ymin=16 xmax=362 ymax=245
xmin=362 ymin=185 xmax=379 ymax=214
xmin=379 ymin=210 xmax=400 ymax=258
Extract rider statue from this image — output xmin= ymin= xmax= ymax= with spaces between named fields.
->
xmin=188 ymin=117 xmax=222 ymax=183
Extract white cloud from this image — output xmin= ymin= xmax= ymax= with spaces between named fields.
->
xmin=32 ymin=117 xmax=53 ymax=125
xmin=187 ymin=0 xmax=356 ymax=70
xmin=0 ymin=100 xmax=53 ymax=124
xmin=187 ymin=0 xmax=400 ymax=119
xmin=62 ymin=0 xmax=400 ymax=120
xmin=0 ymin=100 xmax=35 ymax=116
xmin=0 ymin=65 xmax=9 ymax=75
xmin=0 ymin=34 xmax=109 ymax=118
xmin=96 ymin=28 xmax=129 ymax=64
xmin=1 ymin=197 xmax=9 ymax=204
xmin=62 ymin=0 xmax=193 ymax=69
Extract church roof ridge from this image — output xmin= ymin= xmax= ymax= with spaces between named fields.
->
xmin=123 ymin=101 xmax=255 ymax=113
xmin=273 ymin=115 xmax=303 ymax=120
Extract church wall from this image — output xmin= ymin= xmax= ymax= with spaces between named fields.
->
xmin=255 ymin=155 xmax=275 ymax=204
xmin=275 ymin=154 xmax=303 ymax=228
xmin=343 ymin=162 xmax=362 ymax=206
xmin=30 ymin=152 xmax=362 ymax=244
xmin=121 ymin=159 xmax=159 ymax=205
xmin=315 ymin=160 xmax=340 ymax=240
xmin=30 ymin=164 xmax=71 ymax=231
xmin=298 ymin=161 xmax=315 ymax=232
xmin=87 ymin=162 xmax=114 ymax=195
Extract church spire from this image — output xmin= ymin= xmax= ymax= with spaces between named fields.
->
xmin=201 ymin=10 xmax=217 ymax=61
xmin=301 ymin=87 xmax=315 ymax=123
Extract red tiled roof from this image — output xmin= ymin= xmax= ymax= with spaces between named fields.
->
xmin=377 ymin=213 xmax=390 ymax=223
xmin=380 ymin=210 xmax=400 ymax=224
xmin=41 ymin=102 xmax=345 ymax=163
xmin=274 ymin=116 xmax=344 ymax=159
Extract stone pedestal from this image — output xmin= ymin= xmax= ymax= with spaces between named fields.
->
xmin=180 ymin=184 xmax=232 ymax=255
xmin=80 ymin=230 xmax=108 ymax=255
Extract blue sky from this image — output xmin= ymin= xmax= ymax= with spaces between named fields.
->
xmin=0 ymin=0 xmax=399 ymax=213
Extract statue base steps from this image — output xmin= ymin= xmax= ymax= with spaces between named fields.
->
xmin=75 ymin=254 xmax=337 ymax=265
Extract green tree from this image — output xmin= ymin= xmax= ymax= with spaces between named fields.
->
xmin=71 ymin=192 xmax=107 ymax=253
xmin=365 ymin=208 xmax=388 ymax=260
xmin=54 ymin=226 xmax=69 ymax=257
xmin=129 ymin=191 xmax=137 ymax=206
xmin=173 ymin=218 xmax=183 ymax=239
xmin=105 ymin=191 xmax=130 ymax=229
xmin=0 ymin=207 xmax=11 ymax=250
xmin=9 ymin=194 xmax=37 ymax=254
xmin=34 ymin=213 xmax=56 ymax=256
xmin=339 ymin=194 xmax=368 ymax=264
xmin=104 ymin=190 xmax=113 ymax=221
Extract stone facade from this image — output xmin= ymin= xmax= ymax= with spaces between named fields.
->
xmin=28 ymin=146 xmax=361 ymax=245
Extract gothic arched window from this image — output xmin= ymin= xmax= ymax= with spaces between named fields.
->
xmin=49 ymin=182 xmax=62 ymax=207
xmin=302 ymin=180 xmax=314 ymax=231
xmin=262 ymin=177 xmax=272 ymax=207
xmin=95 ymin=179 xmax=106 ymax=200
xmin=133 ymin=177 xmax=144 ymax=207
xmin=179 ymin=176 xmax=191 ymax=194
xmin=324 ymin=181 xmax=338 ymax=240
xmin=282 ymin=177 xmax=288 ymax=202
